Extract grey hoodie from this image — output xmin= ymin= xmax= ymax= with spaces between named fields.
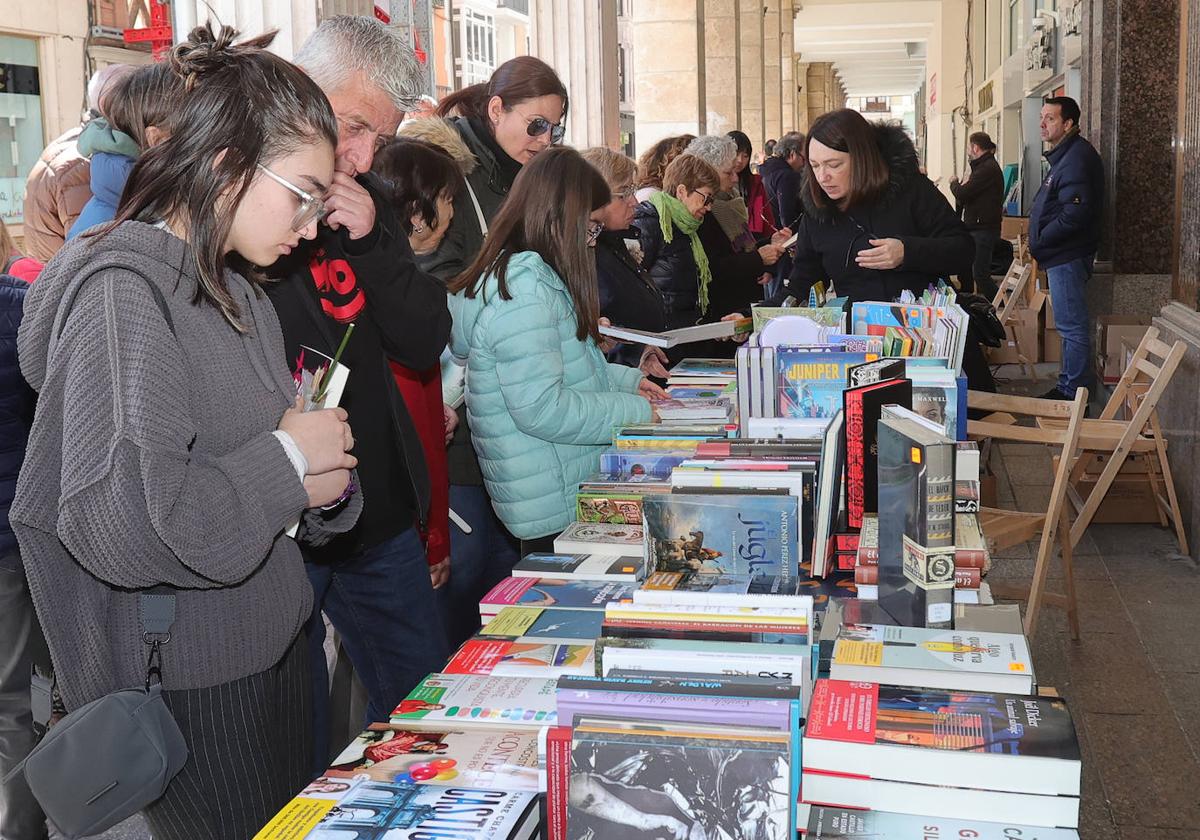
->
xmin=12 ymin=222 xmax=359 ymax=709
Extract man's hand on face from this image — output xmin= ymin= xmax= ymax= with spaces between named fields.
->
xmin=323 ymin=156 xmax=377 ymax=240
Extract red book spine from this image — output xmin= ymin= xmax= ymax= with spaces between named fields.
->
xmin=955 ymin=550 xmax=987 ymax=568
xmin=955 ymin=567 xmax=982 ymax=589
xmin=835 ymin=551 xmax=857 ymax=572
xmin=843 ymin=391 xmax=867 ymax=529
xmin=833 ymin=532 xmax=861 ymax=552
xmin=544 ymin=726 xmax=573 ymax=840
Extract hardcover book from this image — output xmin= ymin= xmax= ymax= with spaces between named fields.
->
xmin=597 ymin=450 xmax=694 ymax=480
xmin=326 ymin=724 xmax=541 ymax=791
xmin=512 ymin=553 xmax=645 ymax=582
xmin=575 ymin=493 xmax=647 ymax=525
xmin=776 ymin=350 xmax=872 ymax=419
xmin=829 ymin=623 xmax=1034 ymax=694
xmin=877 ymin=406 xmax=957 ymax=628
xmin=846 ymin=357 xmax=906 ymax=387
xmin=479 ymin=577 xmax=636 ymax=619
xmin=479 ymin=606 xmax=606 ymax=641
xmin=643 ymin=494 xmax=799 ymax=581
xmin=803 ymin=679 xmax=1080 ymax=796
xmin=842 ymin=378 xmax=913 ymax=528
xmin=303 ymin=778 xmax=538 ymax=839
xmin=811 ymin=411 xmax=846 ymax=578
xmin=562 ymin=719 xmax=794 ymax=840
xmin=552 ymin=522 xmax=646 ymax=555
xmin=390 ymin=674 xmax=558 ymax=729
xmin=799 ymin=806 xmax=1080 ymax=838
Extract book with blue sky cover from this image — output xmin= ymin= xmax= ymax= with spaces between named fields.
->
xmin=776 ymin=350 xmax=871 ymax=419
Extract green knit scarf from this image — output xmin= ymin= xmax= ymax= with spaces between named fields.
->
xmin=648 ymin=189 xmax=713 ymax=315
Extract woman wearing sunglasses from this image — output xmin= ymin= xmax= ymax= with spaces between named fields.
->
xmin=580 ymin=147 xmax=669 ymax=377
xmin=447 ymin=148 xmax=665 ymax=555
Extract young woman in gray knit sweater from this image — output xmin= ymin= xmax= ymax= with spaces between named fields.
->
xmin=11 ymin=25 xmax=360 ymax=839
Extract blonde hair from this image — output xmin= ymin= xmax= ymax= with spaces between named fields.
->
xmin=580 ymin=147 xmax=637 ymax=191
xmin=0 ymin=219 xmax=14 ymax=270
xmin=662 ymin=154 xmax=720 ymax=195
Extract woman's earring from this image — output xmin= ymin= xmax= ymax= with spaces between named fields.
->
xmin=413 ymin=223 xmax=426 ymax=234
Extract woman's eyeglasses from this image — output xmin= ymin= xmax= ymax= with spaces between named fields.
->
xmin=257 ymin=164 xmax=329 ymax=233
xmin=689 ymin=188 xmax=716 ymax=208
xmin=586 ymin=220 xmax=604 ymax=245
xmin=613 ymin=184 xmax=638 ymax=201
xmin=526 ymin=116 xmax=566 ymax=145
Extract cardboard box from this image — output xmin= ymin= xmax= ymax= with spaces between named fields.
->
xmin=1043 ymin=327 xmax=1062 ymax=363
xmin=1095 ymin=316 xmax=1151 ymax=384
xmin=1052 ymin=453 xmax=1162 ymax=523
xmin=986 ymin=306 xmax=1042 ymax=365
xmin=1001 ymin=216 xmax=1030 ymax=239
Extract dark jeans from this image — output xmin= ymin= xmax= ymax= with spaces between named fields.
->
xmin=305 ymin=527 xmax=448 ymax=775
xmin=1046 ymin=256 xmax=1094 ymax=396
xmin=439 ymin=484 xmax=521 ymax=650
xmin=969 ymin=229 xmax=1001 ymax=300
xmin=0 ymin=560 xmax=48 ymax=840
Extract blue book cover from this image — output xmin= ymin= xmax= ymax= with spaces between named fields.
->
xmin=850 ymin=302 xmax=932 ymax=334
xmin=482 ymin=577 xmax=637 ymax=612
xmin=910 ymin=379 xmax=961 ymax=440
xmin=776 ymin=350 xmax=871 ymax=419
xmin=643 ymin=494 xmax=799 ymax=582
xmin=598 ymin=449 xmax=693 ymax=480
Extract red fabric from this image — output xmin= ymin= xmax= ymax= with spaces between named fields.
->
xmin=745 ymin=173 xmax=778 ymax=238
xmin=389 ymin=360 xmax=450 ymax=567
xmin=6 ymin=257 xmax=42 ymax=283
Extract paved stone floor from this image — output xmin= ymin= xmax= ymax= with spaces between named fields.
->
xmin=56 ymin=365 xmax=1200 ymax=839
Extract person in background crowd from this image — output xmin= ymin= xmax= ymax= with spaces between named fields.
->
xmin=775 ymin=109 xmax=973 ymax=304
xmin=68 ymin=63 xmax=180 ymax=240
xmin=415 ymin=57 xmax=568 ymax=646
xmin=21 ymin=63 xmax=133 ymax=262
xmin=727 ymin=130 xmax=776 ymax=240
xmin=12 ymin=26 xmax=361 ymax=838
xmin=271 ymin=15 xmax=452 ymax=774
xmin=634 ymin=134 xmax=696 ymax=203
xmin=633 ymin=154 xmax=749 ymax=363
xmin=950 ymin=131 xmax=1004 ymax=298
xmin=580 ymin=147 xmax=670 ymax=378
xmin=0 ymin=220 xmax=41 ymax=283
xmin=1029 ymin=96 xmax=1104 ymax=401
xmin=0 ymin=217 xmax=44 ymax=840
xmin=757 ymin=131 xmax=807 ymax=298
xmin=684 ymin=135 xmax=790 ymax=322
xmin=448 ymin=148 xmax=664 ymax=555
xmin=369 ymin=136 xmax=464 ymax=651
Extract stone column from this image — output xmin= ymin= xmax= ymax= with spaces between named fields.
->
xmin=923 ymin=0 xmax=968 ymax=198
xmin=781 ymin=0 xmax=797 ymax=133
xmin=631 ymin=0 xmax=705 ymax=152
xmin=530 ymin=0 xmax=620 ymax=149
xmin=739 ymin=1 xmax=765 ymax=148
xmin=704 ymin=0 xmax=741 ymax=136
xmin=794 ymin=61 xmax=811 ymax=132
xmin=763 ymin=0 xmax=783 ymax=144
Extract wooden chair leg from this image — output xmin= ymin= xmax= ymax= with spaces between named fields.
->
xmin=1058 ymin=508 xmax=1080 ymax=640
xmin=1024 ymin=517 xmax=1060 ymax=640
xmin=1151 ymin=413 xmax=1190 ymax=556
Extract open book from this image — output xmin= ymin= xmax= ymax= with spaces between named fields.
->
xmin=286 ymin=344 xmax=350 ymax=539
xmin=600 ymin=317 xmax=752 ymax=348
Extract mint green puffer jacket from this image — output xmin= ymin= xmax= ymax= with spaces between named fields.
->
xmin=449 ymin=251 xmax=652 ymax=538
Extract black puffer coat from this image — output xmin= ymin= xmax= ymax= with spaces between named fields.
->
xmin=632 ymin=200 xmax=706 ymax=329
xmin=781 ymin=123 xmax=974 ymax=304
xmin=594 ymin=228 xmax=666 ymax=369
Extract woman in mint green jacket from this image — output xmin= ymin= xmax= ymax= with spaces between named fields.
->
xmin=448 ymin=148 xmax=665 ymax=545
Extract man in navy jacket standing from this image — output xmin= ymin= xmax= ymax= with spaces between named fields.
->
xmin=1029 ymin=96 xmax=1104 ymax=400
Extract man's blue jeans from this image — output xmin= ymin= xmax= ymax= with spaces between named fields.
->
xmin=1046 ymin=256 xmax=1094 ymax=396
xmin=306 ymin=527 xmax=448 ymax=774
xmin=439 ymin=484 xmax=520 ymax=650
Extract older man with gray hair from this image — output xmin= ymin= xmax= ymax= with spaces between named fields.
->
xmin=268 ymin=15 xmax=452 ymax=775
xmin=683 ymin=135 xmax=791 ymax=320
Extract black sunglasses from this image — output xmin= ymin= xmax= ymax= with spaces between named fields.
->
xmin=526 ymin=116 xmax=566 ymax=145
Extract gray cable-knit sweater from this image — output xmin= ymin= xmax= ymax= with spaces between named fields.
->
xmin=11 ymin=222 xmax=360 ymax=710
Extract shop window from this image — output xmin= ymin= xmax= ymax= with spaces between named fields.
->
xmin=1008 ymin=0 xmax=1021 ymax=56
xmin=0 ymin=34 xmax=43 ymax=227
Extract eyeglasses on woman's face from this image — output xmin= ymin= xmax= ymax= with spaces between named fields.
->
xmin=689 ymin=188 xmax=716 ymax=208
xmin=612 ymin=183 xmax=638 ymax=202
xmin=257 ymin=164 xmax=329 ymax=233
xmin=525 ymin=115 xmax=566 ymax=145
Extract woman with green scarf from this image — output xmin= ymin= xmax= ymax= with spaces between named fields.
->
xmin=632 ymin=154 xmax=747 ymax=360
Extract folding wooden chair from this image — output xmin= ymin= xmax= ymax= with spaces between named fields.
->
xmin=967 ymin=388 xmax=1089 ymax=639
xmin=990 ymin=259 xmax=1038 ymax=380
xmin=1035 ymin=326 xmax=1189 ymax=554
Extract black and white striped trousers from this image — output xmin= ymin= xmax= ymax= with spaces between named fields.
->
xmin=142 ymin=632 xmax=313 ymax=840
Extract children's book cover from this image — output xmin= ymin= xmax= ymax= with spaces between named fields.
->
xmin=390 ymin=673 xmax=557 ymax=728
xmin=326 ymin=724 xmax=541 ymax=791
xmin=776 ymin=350 xmax=871 ymax=419
xmin=598 ymin=450 xmax=694 ymax=480
xmin=643 ymin=494 xmax=799 ymax=582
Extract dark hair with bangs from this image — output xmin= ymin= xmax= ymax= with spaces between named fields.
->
xmin=371 ymin=138 xmax=466 ymax=234
xmin=448 ymin=147 xmax=609 ymax=343
xmin=805 ymin=108 xmax=890 ymax=211
xmin=104 ymin=23 xmax=337 ymax=330
xmin=436 ymin=56 xmax=567 ymax=125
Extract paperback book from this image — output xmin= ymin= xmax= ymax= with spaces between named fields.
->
xmin=552 ymin=522 xmax=646 ymax=556
xmin=479 ymin=577 xmax=636 ymax=619
xmin=479 ymin=606 xmax=606 ymax=641
xmin=643 ymin=494 xmax=799 ymax=581
xmin=390 ymin=673 xmax=558 ymax=729
xmin=444 ymin=637 xmax=595 ymax=678
xmin=512 ymin=553 xmax=645 ymax=582
xmin=798 ymin=805 xmax=1080 ymax=838
xmin=776 ymin=350 xmax=872 ymax=419
xmin=595 ymin=635 xmax=811 ymax=690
